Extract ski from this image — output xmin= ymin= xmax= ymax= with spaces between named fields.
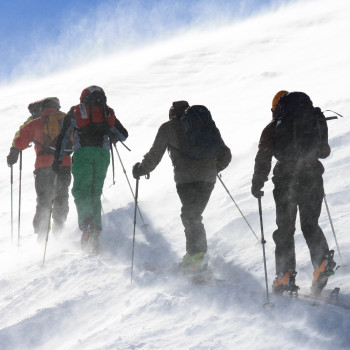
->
xmin=271 ymin=287 xmax=350 ymax=310
xmin=142 ymin=261 xmax=225 ymax=286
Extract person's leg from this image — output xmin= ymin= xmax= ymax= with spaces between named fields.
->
xmin=272 ymin=178 xmax=298 ymax=275
xmin=91 ymin=148 xmax=110 ymax=232
xmin=298 ymin=172 xmax=335 ymax=294
xmin=298 ymin=173 xmax=329 ymax=269
xmin=176 ymin=182 xmax=214 ymax=255
xmin=33 ymin=167 xmax=55 ymax=237
xmin=71 ymin=147 xmax=94 ymax=230
xmin=52 ymin=166 xmax=72 ymax=233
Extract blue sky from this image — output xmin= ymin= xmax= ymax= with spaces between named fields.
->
xmin=0 ymin=0 xmax=286 ymax=84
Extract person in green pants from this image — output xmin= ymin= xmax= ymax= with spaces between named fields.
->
xmin=53 ymin=86 xmax=128 ymax=253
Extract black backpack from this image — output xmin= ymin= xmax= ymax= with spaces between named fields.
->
xmin=274 ymin=92 xmax=328 ymax=162
xmin=180 ymin=105 xmax=224 ymax=160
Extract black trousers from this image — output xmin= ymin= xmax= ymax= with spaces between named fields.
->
xmin=176 ymin=181 xmax=214 ymax=255
xmin=272 ymin=171 xmax=329 ymax=274
xmin=33 ymin=166 xmax=71 ymax=234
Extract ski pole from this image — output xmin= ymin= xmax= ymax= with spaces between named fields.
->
xmin=131 ymin=178 xmax=139 ymax=284
xmin=113 ymin=133 xmax=131 ymax=152
xmin=114 ymin=143 xmax=148 ymax=230
xmin=18 ymin=151 xmax=22 ymax=246
xmin=42 ymin=174 xmax=58 ymax=265
xmin=258 ymin=197 xmax=274 ymax=307
xmin=109 ymin=140 xmax=116 ymax=186
xmin=217 ymin=174 xmax=259 ymax=241
xmin=11 ymin=165 xmax=13 ymax=244
xmin=324 ymin=193 xmax=344 ymax=265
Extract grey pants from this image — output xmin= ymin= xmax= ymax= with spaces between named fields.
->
xmin=33 ymin=166 xmax=71 ymax=234
xmin=176 ymin=181 xmax=214 ymax=255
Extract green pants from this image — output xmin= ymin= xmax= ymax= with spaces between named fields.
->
xmin=72 ymin=147 xmax=110 ymax=232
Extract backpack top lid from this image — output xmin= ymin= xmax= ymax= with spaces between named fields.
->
xmin=169 ymin=100 xmax=189 ymax=119
xmin=80 ymin=85 xmax=106 ymax=105
xmin=278 ymin=91 xmax=314 ymax=117
xmin=28 ymin=97 xmax=60 ymax=119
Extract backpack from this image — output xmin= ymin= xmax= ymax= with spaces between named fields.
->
xmin=274 ymin=92 xmax=328 ymax=162
xmin=180 ymin=105 xmax=224 ymax=159
xmin=36 ymin=111 xmax=72 ymax=155
xmin=28 ymin=97 xmax=61 ymax=119
xmin=74 ymin=86 xmax=116 ymax=147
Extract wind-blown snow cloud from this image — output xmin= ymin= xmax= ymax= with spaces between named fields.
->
xmin=2 ymin=0 xmax=290 ymax=84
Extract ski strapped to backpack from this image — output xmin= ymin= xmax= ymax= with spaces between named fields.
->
xmin=274 ymin=92 xmax=333 ymax=162
xmin=178 ymin=105 xmax=224 ymax=160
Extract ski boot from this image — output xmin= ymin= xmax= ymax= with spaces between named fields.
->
xmin=272 ymin=271 xmax=299 ymax=296
xmin=179 ymin=252 xmax=208 ymax=274
xmin=311 ymin=250 xmax=336 ymax=296
xmin=81 ymin=231 xmax=99 ymax=255
xmin=80 ymin=218 xmax=100 ymax=255
xmin=36 ymin=232 xmax=47 ymax=245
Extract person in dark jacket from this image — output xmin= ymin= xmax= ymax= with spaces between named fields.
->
xmin=132 ymin=101 xmax=232 ymax=272
xmin=53 ymin=86 xmax=128 ymax=253
xmin=7 ymin=97 xmax=71 ymax=242
xmin=251 ymin=90 xmax=336 ymax=295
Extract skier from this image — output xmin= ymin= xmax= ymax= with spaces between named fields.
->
xmin=251 ymin=90 xmax=336 ymax=295
xmin=6 ymin=97 xmax=72 ymax=242
xmin=53 ymin=86 xmax=128 ymax=254
xmin=132 ymin=101 xmax=232 ymax=273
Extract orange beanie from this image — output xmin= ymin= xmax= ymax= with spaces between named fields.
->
xmin=272 ymin=90 xmax=289 ymax=107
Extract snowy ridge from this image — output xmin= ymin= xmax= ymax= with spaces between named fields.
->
xmin=1 ymin=0 xmax=350 ymax=349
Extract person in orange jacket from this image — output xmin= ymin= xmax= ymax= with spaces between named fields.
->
xmin=7 ymin=97 xmax=72 ymax=242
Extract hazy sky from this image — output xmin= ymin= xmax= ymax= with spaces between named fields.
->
xmin=0 ymin=0 xmax=288 ymax=84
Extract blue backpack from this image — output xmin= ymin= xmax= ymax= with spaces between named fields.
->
xmin=180 ymin=105 xmax=224 ymax=160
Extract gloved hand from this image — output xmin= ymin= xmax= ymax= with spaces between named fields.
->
xmin=132 ymin=162 xmax=149 ymax=179
xmin=52 ymin=158 xmax=61 ymax=173
xmin=7 ymin=147 xmax=20 ymax=167
xmin=251 ymin=181 xmax=264 ymax=198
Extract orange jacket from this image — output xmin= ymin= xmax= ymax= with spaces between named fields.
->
xmin=14 ymin=109 xmax=72 ymax=170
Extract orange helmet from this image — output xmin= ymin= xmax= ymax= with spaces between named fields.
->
xmin=272 ymin=90 xmax=289 ymax=109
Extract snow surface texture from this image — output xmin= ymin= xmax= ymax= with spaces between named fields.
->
xmin=1 ymin=0 xmax=350 ymax=349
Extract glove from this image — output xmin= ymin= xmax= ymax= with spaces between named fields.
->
xmin=132 ymin=162 xmax=149 ymax=179
xmin=7 ymin=147 xmax=20 ymax=167
xmin=251 ymin=181 xmax=264 ymax=198
xmin=52 ymin=158 xmax=61 ymax=173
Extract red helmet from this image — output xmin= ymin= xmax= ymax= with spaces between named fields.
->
xmin=80 ymin=85 xmax=105 ymax=103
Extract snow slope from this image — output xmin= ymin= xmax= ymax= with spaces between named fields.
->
xmin=1 ymin=0 xmax=350 ymax=349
